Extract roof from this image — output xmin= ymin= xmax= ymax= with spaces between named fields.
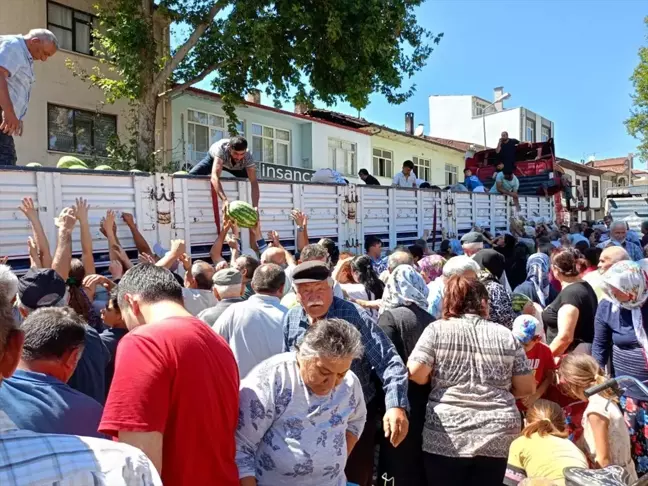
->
xmin=180 ymin=87 xmax=368 ymax=135
xmin=304 ymin=109 xmax=465 ymax=153
xmin=585 ymin=157 xmax=629 ymax=174
xmin=424 ymin=137 xmax=488 ymax=152
xmin=556 ymin=158 xmax=610 ymax=176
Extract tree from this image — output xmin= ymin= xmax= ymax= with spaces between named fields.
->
xmin=68 ymin=0 xmax=441 ymax=170
xmin=626 ymin=16 xmax=648 ymax=163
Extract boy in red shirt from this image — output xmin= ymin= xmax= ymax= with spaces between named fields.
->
xmin=512 ymin=315 xmax=556 ymax=412
xmin=99 ymin=261 xmax=239 ymax=486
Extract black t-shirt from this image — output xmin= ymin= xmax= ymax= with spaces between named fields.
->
xmin=498 ymin=138 xmax=520 ymax=172
xmin=542 ymin=281 xmax=598 ymax=351
xmin=363 ymin=175 xmax=381 ymax=186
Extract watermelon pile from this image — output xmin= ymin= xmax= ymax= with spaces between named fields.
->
xmin=57 ymin=155 xmax=88 ymax=169
xmin=227 ymin=200 xmax=258 ymax=228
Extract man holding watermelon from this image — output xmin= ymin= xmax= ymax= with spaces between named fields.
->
xmin=189 ymin=136 xmax=260 ymax=220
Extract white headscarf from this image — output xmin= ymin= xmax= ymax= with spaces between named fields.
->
xmin=381 ymin=265 xmax=429 ymax=313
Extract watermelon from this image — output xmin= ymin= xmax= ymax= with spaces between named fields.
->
xmin=26 ymin=162 xmax=42 ymax=167
xmin=95 ymin=164 xmax=114 ymax=171
xmin=57 ymin=155 xmax=87 ymax=169
xmin=227 ymin=200 xmax=258 ymax=228
xmin=173 ymin=170 xmax=188 ymax=175
xmin=130 ymin=169 xmax=144 ymax=173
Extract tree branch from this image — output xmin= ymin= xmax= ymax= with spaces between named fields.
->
xmin=160 ymin=62 xmax=222 ymax=98
xmin=152 ymin=0 xmax=227 ymax=93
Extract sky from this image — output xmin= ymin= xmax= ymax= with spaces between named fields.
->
xmin=190 ymin=0 xmax=647 ymax=165
xmin=328 ymin=0 xmax=647 ymax=165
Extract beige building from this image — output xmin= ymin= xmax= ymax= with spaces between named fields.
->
xmin=1 ymin=0 xmax=166 ymax=167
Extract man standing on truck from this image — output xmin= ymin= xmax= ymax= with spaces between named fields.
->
xmin=392 ymin=160 xmax=418 ymax=188
xmin=496 ymin=131 xmax=532 ymax=173
xmin=490 ymin=169 xmax=521 ymax=210
xmin=189 ymin=136 xmax=260 ymax=216
xmin=0 ymin=30 xmax=58 ymax=165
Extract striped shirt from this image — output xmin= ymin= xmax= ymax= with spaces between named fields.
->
xmin=0 ymin=36 xmax=34 ymax=120
xmin=0 ymin=410 xmax=161 ymax=486
xmin=283 ymin=296 xmax=409 ymax=410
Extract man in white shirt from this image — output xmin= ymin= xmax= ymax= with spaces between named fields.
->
xmin=213 ymin=263 xmax=288 ymax=378
xmin=182 ymin=260 xmax=218 ymax=316
xmin=392 ymin=160 xmax=418 ymax=188
xmin=0 ymin=295 xmax=161 ymax=485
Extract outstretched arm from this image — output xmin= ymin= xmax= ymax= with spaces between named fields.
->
xmin=75 ymin=198 xmax=96 ymax=276
xmin=52 ymin=207 xmax=77 ymax=280
xmin=210 ymin=219 xmax=233 ymax=264
xmin=122 ymin=212 xmax=154 ymax=259
xmin=19 ymin=197 xmax=53 ymax=268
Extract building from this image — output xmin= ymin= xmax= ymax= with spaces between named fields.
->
xmin=428 ymin=86 xmax=555 ymax=149
xmin=556 ymin=158 xmax=610 ymax=221
xmin=0 ymin=0 xmax=167 ymax=166
xmin=585 ymin=155 xmax=635 ymax=187
xmin=168 ymin=88 xmax=372 ymax=182
xmin=304 ymin=110 xmax=466 ymax=186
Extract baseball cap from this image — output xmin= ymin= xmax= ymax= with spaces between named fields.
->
xmin=213 ymin=268 xmax=242 ymax=286
xmin=18 ymin=268 xmax=67 ymax=309
xmin=512 ymin=315 xmax=541 ymax=345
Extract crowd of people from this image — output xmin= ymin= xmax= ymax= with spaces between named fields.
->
xmin=1 ymin=194 xmax=648 ymax=486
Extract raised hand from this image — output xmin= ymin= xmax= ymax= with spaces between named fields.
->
xmin=290 ymin=209 xmax=308 ymax=228
xmin=55 ymin=207 xmax=77 ymax=232
xmin=121 ymin=212 xmax=135 ymax=227
xmin=100 ymin=210 xmax=117 ymax=238
xmin=267 ymin=230 xmax=280 ymax=246
xmin=179 ymin=252 xmax=192 ymax=272
xmin=138 ymin=253 xmax=156 ymax=264
xmin=226 ymin=234 xmax=240 ymax=250
xmin=74 ymin=197 xmax=90 ymax=224
xmin=83 ymin=274 xmax=115 ymax=290
xmin=19 ymin=197 xmax=39 ymax=221
xmin=0 ymin=256 xmax=8 ymax=266
xmin=27 ymin=237 xmax=41 ymax=267
xmin=170 ymin=239 xmax=186 ymax=258
xmin=108 ymin=259 xmax=124 ymax=279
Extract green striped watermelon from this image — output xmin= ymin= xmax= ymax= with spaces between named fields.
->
xmin=227 ymin=200 xmax=258 ymax=228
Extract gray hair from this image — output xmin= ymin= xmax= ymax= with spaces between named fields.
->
xmin=252 ymin=263 xmax=286 ymax=294
xmin=0 ymin=297 xmax=17 ymax=354
xmin=300 ymin=244 xmax=329 ymax=263
xmin=296 ymin=318 xmax=364 ymax=360
xmin=0 ymin=265 xmax=19 ymax=302
xmin=388 ymin=251 xmax=413 ymax=273
xmin=443 ymin=255 xmax=480 ymax=277
xmin=462 ymin=242 xmax=484 ymax=253
xmin=214 ymin=283 xmax=242 ymax=299
xmin=609 ymin=221 xmax=628 ymax=232
xmin=26 ymin=29 xmax=59 ymax=48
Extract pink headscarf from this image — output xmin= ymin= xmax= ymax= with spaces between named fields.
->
xmin=418 ymin=255 xmax=446 ymax=283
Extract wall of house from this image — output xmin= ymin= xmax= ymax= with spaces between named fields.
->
xmin=1 ymin=0 xmax=132 ymax=167
xmin=170 ymin=93 xmax=308 ymax=169
xmin=310 ymin=122 xmax=372 ymax=180
xmin=368 ymin=134 xmax=464 ymax=186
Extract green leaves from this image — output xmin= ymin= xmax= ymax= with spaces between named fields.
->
xmin=626 ymin=17 xmax=648 ymax=163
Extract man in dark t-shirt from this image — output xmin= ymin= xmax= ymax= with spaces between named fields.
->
xmin=358 ymin=168 xmax=381 ymax=185
xmin=496 ymin=131 xmax=532 ymax=173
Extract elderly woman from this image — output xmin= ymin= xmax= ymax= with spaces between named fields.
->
xmin=236 ymin=318 xmax=367 ymax=486
xmin=418 ymin=255 xmax=446 ymax=284
xmin=542 ymin=248 xmax=598 ymax=357
xmin=408 ymin=275 xmax=536 ymax=486
xmin=427 ymin=255 xmax=481 ymax=319
xmin=473 ymin=250 xmax=515 ymax=329
xmin=377 ymin=265 xmax=432 ymax=486
xmin=593 ymin=260 xmax=648 ymax=475
xmin=513 ymin=253 xmax=557 ymax=308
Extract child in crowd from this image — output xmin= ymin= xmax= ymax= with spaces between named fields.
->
xmin=559 ymin=354 xmax=638 ymax=482
xmin=504 ymin=399 xmax=588 ymax=485
xmin=512 ymin=315 xmax=555 ymax=411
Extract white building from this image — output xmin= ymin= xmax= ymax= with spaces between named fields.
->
xmin=428 ymin=87 xmax=555 ymax=149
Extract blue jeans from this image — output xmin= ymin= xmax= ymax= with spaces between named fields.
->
xmin=189 ymin=153 xmax=248 ymax=178
xmin=0 ymin=130 xmax=16 ymax=166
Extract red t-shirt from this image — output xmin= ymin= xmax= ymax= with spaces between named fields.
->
xmin=99 ymin=316 xmax=239 ymax=486
xmin=517 ymin=342 xmax=556 ymax=411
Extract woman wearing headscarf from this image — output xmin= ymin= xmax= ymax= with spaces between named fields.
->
xmin=377 ymin=265 xmax=432 ymax=486
xmin=418 ymin=255 xmax=446 ymax=284
xmin=473 ymin=250 xmax=516 ymax=329
xmin=513 ymin=253 xmax=557 ymax=308
xmin=592 ymin=259 xmax=648 ymax=475
xmin=427 ymin=256 xmax=481 ymax=319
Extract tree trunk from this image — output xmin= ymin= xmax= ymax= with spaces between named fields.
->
xmin=136 ymin=92 xmax=158 ymax=169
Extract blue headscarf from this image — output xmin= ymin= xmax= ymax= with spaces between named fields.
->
xmin=526 ymin=253 xmax=550 ymax=307
xmin=449 ymin=239 xmax=464 ymax=256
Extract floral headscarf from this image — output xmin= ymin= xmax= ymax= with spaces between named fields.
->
xmin=526 ymin=253 xmax=550 ymax=307
xmin=418 ymin=255 xmax=446 ymax=283
xmin=381 ymin=265 xmax=430 ymax=313
xmin=602 ymin=260 xmax=648 ymax=363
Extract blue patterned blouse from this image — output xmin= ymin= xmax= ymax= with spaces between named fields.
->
xmin=236 ymin=353 xmax=367 ymax=486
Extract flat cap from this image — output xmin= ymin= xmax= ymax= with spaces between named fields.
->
xmin=460 ymin=231 xmax=484 ymax=244
xmin=18 ymin=268 xmax=66 ymax=309
xmin=212 ymin=268 xmax=242 ymax=286
xmin=292 ymin=261 xmax=330 ymax=284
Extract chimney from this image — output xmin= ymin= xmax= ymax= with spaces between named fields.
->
xmin=245 ymin=90 xmax=261 ymax=104
xmin=405 ymin=112 xmax=414 ymax=135
xmin=294 ymin=102 xmax=309 ymax=115
xmin=493 ymin=86 xmax=504 ymax=112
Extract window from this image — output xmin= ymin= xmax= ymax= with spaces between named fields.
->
xmin=445 ymin=164 xmax=458 ymax=186
xmin=47 ymin=104 xmax=116 ymax=156
xmin=413 ymin=156 xmax=431 ymax=182
xmin=187 ymin=109 xmax=243 ymax=161
xmin=251 ymin=124 xmax=291 ymax=165
xmin=372 ymin=148 xmax=393 ymax=178
xmin=328 ymin=139 xmax=356 ymax=175
xmin=47 ymin=1 xmax=95 ymax=55
xmin=473 ymin=100 xmax=491 ymax=117
xmin=541 ymin=125 xmax=551 ymax=142
xmin=592 ymin=180 xmax=599 ymax=198
xmin=525 ymin=117 xmax=536 ymax=142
